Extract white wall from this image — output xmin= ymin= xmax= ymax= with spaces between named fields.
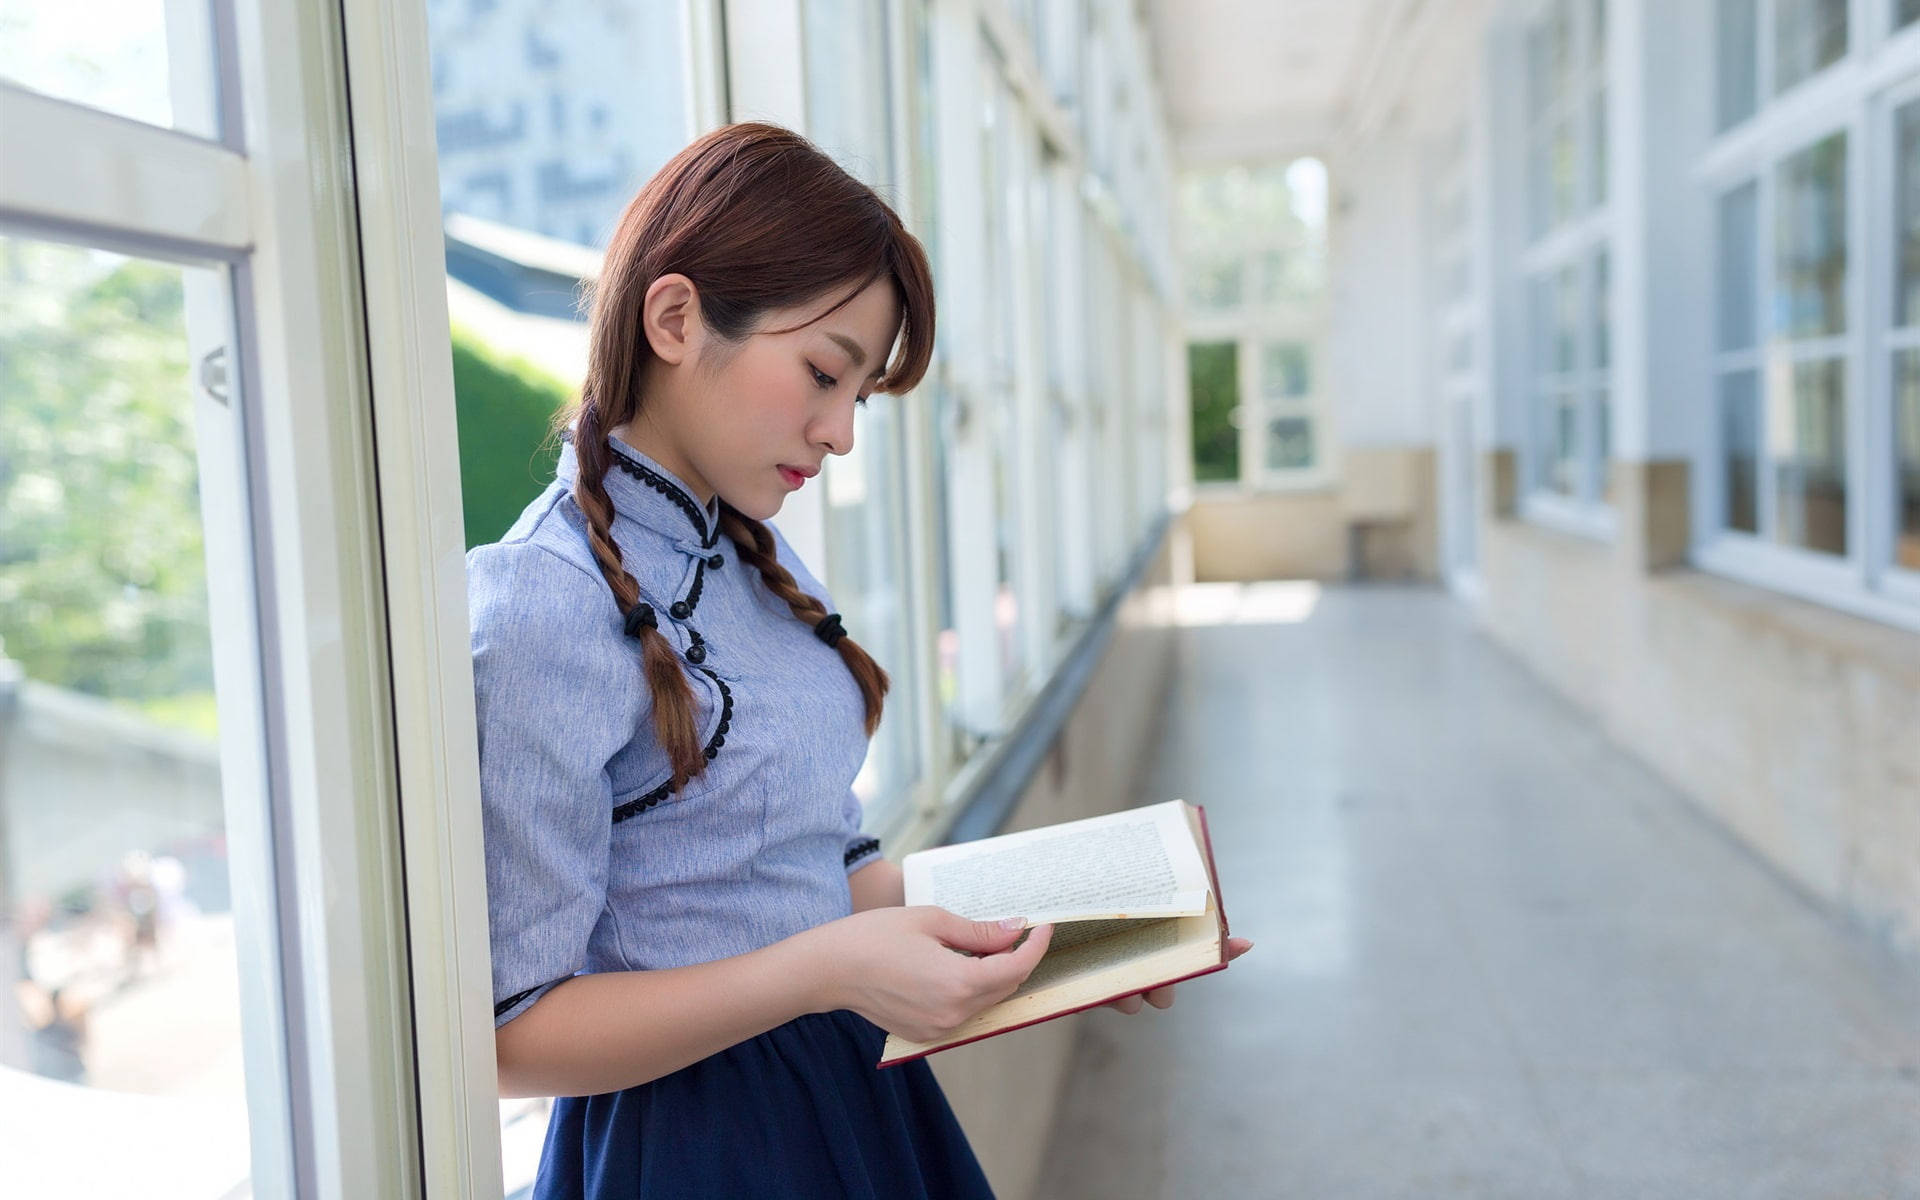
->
xmin=1325 ymin=134 xmax=1435 ymax=448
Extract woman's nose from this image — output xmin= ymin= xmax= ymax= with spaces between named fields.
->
xmin=814 ymin=398 xmax=857 ymax=456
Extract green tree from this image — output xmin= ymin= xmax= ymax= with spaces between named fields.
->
xmin=0 ymin=240 xmax=212 ymax=712
xmin=1188 ymin=341 xmax=1240 ymax=483
xmin=449 ymin=324 xmax=569 ymax=549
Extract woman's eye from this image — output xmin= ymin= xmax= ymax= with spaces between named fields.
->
xmin=809 ymin=365 xmax=836 ymax=390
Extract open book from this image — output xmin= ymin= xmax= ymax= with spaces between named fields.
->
xmin=878 ymin=799 xmax=1231 ymax=1067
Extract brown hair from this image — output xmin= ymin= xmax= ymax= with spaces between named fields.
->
xmin=567 ymin=122 xmax=935 ymax=794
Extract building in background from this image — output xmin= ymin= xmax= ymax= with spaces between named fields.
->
xmin=1163 ymin=0 xmax=1920 ymax=967
xmin=425 ymin=0 xmax=691 ymax=248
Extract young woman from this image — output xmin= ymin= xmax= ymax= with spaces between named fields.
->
xmin=468 ymin=123 xmax=1245 ymax=1199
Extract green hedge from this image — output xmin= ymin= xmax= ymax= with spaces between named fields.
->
xmin=450 ymin=324 xmax=571 ymax=550
xmin=1188 ymin=341 xmax=1240 ymax=483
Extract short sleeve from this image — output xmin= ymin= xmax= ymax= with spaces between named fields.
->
xmin=842 ymin=788 xmax=883 ymax=874
xmin=468 ymin=539 xmax=646 ymax=1027
xmin=767 ymin=522 xmax=883 ymax=875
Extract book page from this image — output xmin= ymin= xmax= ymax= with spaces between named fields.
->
xmin=878 ymin=888 xmax=1227 ymax=1066
xmin=1012 ymin=918 xmax=1180 ymax=996
xmin=904 ymin=800 xmax=1211 ymax=924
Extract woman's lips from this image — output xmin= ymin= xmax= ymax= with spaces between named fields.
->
xmin=778 ymin=465 xmax=809 ymax=489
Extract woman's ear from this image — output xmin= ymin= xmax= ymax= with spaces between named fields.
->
xmin=641 ymin=273 xmax=704 ymax=366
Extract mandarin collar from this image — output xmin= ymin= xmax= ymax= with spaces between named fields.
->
xmin=557 ymin=432 xmax=722 ymax=548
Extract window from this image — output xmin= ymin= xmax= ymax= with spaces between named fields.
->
xmin=1178 ymin=158 xmax=1329 ymax=487
xmin=802 ymin=0 xmax=924 ymax=832
xmin=1520 ymin=0 xmax=1611 ymax=526
xmin=1891 ymin=97 xmax=1920 ymax=576
xmin=1717 ymin=0 xmax=1852 ymax=132
xmin=427 ymin=0 xmax=689 ymax=249
xmin=0 ymin=234 xmax=259 ymax=1195
xmin=804 ymin=0 xmax=893 ymax=187
xmin=1773 ymin=133 xmax=1848 ymax=556
xmin=1 ymin=0 xmax=452 ymax=1188
xmin=1774 ymin=0 xmax=1849 ymax=95
xmin=1699 ymin=36 xmax=1920 ymax=626
xmin=0 ymin=3 xmax=220 ymax=137
xmin=1711 ymin=132 xmax=1852 ymax=557
xmin=979 ymin=56 xmax=1030 ymax=697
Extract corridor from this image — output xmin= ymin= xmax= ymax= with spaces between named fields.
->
xmin=1036 ymin=585 xmax=1920 ymax=1199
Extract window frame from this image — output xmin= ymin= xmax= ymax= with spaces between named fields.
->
xmin=1692 ymin=9 xmax=1920 ymax=632
xmin=1515 ymin=0 xmax=1616 ymax=535
xmin=1177 ymin=158 xmax=1336 ymax=495
xmin=0 ymin=0 xmax=475 ymax=1190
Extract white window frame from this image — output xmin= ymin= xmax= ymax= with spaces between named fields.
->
xmin=1177 ymin=159 xmax=1336 ymax=496
xmin=0 ymin=0 xmax=495 ymax=1191
xmin=1430 ymin=123 xmax=1487 ymax=590
xmin=1692 ymin=0 xmax=1920 ymax=631
xmin=1515 ymin=0 xmax=1616 ymax=537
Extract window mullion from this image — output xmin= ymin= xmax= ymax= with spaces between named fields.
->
xmin=0 ymin=86 xmax=252 ymax=256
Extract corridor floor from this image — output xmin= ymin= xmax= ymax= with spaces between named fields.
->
xmin=1033 ymin=584 xmax=1920 ymax=1200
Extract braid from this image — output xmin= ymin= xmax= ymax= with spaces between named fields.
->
xmin=718 ymin=505 xmax=890 ymax=735
xmin=572 ymin=406 xmax=709 ymax=791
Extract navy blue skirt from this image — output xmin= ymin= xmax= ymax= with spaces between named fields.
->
xmin=532 ymin=1009 xmax=996 ymax=1199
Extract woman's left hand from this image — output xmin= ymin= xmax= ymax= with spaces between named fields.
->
xmin=1102 ymin=935 xmax=1253 ymax=1015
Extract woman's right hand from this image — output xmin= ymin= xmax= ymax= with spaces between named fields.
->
xmin=796 ymin=906 xmax=1055 ymax=1043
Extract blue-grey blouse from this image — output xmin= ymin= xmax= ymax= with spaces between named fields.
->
xmin=469 ymin=435 xmax=881 ymax=1028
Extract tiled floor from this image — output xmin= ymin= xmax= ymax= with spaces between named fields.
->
xmin=1032 ymin=584 xmax=1920 ymax=1200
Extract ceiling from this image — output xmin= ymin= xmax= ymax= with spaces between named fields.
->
xmin=1142 ymin=0 xmax=1491 ymax=164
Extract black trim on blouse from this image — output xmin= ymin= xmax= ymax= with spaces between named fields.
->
xmin=611 ymin=667 xmax=735 ymax=824
xmin=495 ymin=977 xmax=570 ymax=1019
xmin=607 ymin=440 xmax=715 ymax=547
xmin=844 ymin=837 xmax=881 ymax=868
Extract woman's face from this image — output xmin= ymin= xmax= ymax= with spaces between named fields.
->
xmin=653 ymin=275 xmax=902 ymax=522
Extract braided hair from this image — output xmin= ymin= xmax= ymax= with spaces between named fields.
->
xmin=563 ymin=123 xmax=933 ymax=793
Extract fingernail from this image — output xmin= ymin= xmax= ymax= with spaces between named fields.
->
xmin=998 ymin=917 xmax=1026 ymax=930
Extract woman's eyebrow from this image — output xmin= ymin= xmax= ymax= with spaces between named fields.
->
xmin=825 ymin=332 xmax=869 ymax=368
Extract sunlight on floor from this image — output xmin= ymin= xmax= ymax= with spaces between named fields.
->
xmin=1169 ymin=581 xmax=1322 ymax=627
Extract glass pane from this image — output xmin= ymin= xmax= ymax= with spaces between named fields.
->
xmin=1770 ymin=356 xmax=1847 ymax=555
xmin=1258 ymin=245 xmax=1326 ymax=308
xmin=1265 ymin=416 xmax=1315 ymax=473
xmin=1186 ymin=257 xmax=1244 ymax=312
xmin=1720 ymin=369 xmax=1762 ymax=533
xmin=1528 ymin=132 xmax=1552 ymax=238
xmin=1717 ymin=0 xmax=1759 ymax=131
xmin=1775 ymin=132 xmax=1848 ymax=340
xmin=1589 ymin=88 xmax=1608 ymax=209
xmin=1188 ymin=342 xmax=1240 ymax=483
xmin=1717 ymin=181 xmax=1760 ymax=352
xmin=0 ymin=0 xmax=219 ymax=137
xmin=1896 ymin=350 xmax=1920 ymax=569
xmin=823 ymin=400 xmax=921 ymax=820
xmin=0 ymin=237 xmax=254 ymax=1191
xmin=982 ymin=72 xmax=1025 ymax=689
xmin=1529 ymin=276 xmax=1554 ymax=374
xmin=1527 ymin=1 xmax=1574 ymax=109
xmin=1553 ymin=264 xmax=1580 ymax=374
xmin=1595 ymin=388 xmax=1614 ymax=504
xmin=1550 ymin=117 xmax=1578 ymax=230
xmin=1897 ymin=100 xmax=1920 ymax=329
xmin=1448 ymin=332 xmax=1472 ymax=374
xmin=804 ymin=0 xmax=894 ymax=187
xmin=1591 ymin=248 xmax=1611 ymax=370
xmin=1261 ymin=342 xmax=1311 ymax=399
xmin=1540 ymin=391 xmax=1580 ymax=496
xmin=1774 ymin=0 xmax=1848 ymax=95
xmin=426 ymin=0 xmax=686 ymax=248
xmin=1589 ymin=0 xmax=1607 ymax=68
